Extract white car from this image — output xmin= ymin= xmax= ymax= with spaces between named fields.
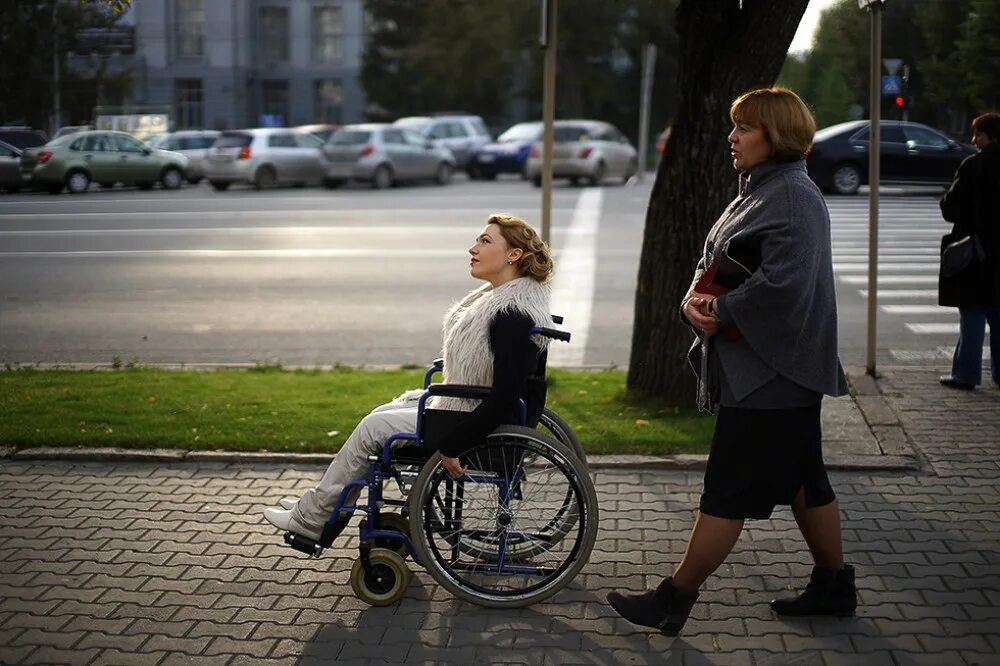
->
xmin=203 ymin=128 xmax=328 ymax=191
xmin=322 ymin=124 xmax=455 ymax=189
xmin=148 ymin=130 xmax=220 ymax=184
xmin=525 ymin=120 xmax=638 ymax=186
xmin=393 ymin=114 xmax=491 ymax=172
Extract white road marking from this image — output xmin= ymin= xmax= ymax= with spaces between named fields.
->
xmin=881 ymin=305 xmax=952 ymax=315
xmin=548 ymin=188 xmax=602 ymax=368
xmin=0 ymin=207 xmax=573 ymax=220
xmin=833 ymin=262 xmax=939 ymax=272
xmin=839 ymin=275 xmax=937 ymax=284
xmin=906 ymin=323 xmax=962 ymax=334
xmin=0 ymin=249 xmax=459 ymax=258
xmin=859 ymin=289 xmax=938 ymax=299
xmin=0 ymin=225 xmax=476 ymax=237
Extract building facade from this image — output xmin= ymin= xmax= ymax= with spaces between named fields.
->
xmin=132 ymin=0 xmax=367 ymax=131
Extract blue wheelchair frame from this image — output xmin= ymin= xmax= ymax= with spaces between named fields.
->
xmin=285 ymin=319 xmax=571 ymax=581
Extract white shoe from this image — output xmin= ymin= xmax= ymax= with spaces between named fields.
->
xmin=279 ymin=498 xmax=296 ymax=510
xmin=263 ymin=507 xmax=321 ymax=540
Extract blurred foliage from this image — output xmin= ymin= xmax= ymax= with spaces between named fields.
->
xmin=0 ymin=1 xmax=133 ymax=130
xmin=361 ymin=0 xmax=680 ymax=144
xmin=778 ymin=0 xmax=999 ymax=136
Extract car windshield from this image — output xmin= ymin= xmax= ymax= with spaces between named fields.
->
xmin=394 ymin=118 xmax=429 ymax=132
xmin=330 ymin=130 xmax=372 ymax=145
xmin=215 ymin=133 xmax=253 ymax=148
xmin=498 ymin=123 xmax=541 ymax=143
xmin=814 ymin=122 xmax=864 ymax=142
xmin=554 ymin=126 xmax=593 ymax=143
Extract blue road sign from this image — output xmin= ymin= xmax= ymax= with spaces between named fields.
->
xmin=882 ymin=76 xmax=902 ymax=96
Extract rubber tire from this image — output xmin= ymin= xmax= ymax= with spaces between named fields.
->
xmin=434 ymin=162 xmax=453 ymax=185
xmin=210 ymin=181 xmax=231 ymax=192
xmin=371 ymin=165 xmax=393 ymax=190
xmin=408 ymin=427 xmax=599 ymax=609
xmin=831 ymin=163 xmax=861 ymax=195
xmin=349 ymin=548 xmax=410 ymax=607
xmin=587 ymin=161 xmax=605 ymax=186
xmin=66 ymin=171 xmax=90 ymax=194
xmin=538 ymin=408 xmax=587 ymax=466
xmin=372 ymin=512 xmax=411 ymax=558
xmin=160 ymin=168 xmax=183 ymax=190
xmin=253 ymin=166 xmax=277 ymax=191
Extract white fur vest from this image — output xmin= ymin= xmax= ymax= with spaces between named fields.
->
xmin=395 ymin=277 xmax=552 ymax=411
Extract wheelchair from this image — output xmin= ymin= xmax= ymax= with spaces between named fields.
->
xmin=281 ymin=318 xmax=599 ymax=609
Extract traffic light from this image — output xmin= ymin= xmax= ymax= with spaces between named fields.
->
xmin=894 ymin=96 xmax=905 ymax=108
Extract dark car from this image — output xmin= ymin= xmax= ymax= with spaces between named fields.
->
xmin=0 ymin=139 xmax=28 ymax=193
xmin=806 ymin=120 xmax=976 ymax=195
xmin=0 ymin=127 xmax=50 ymax=150
xmin=469 ymin=121 xmax=542 ymax=180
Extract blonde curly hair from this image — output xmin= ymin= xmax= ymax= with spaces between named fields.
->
xmin=486 ymin=213 xmax=554 ymax=283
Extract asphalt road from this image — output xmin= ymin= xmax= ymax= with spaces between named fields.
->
xmin=0 ymin=176 xmax=978 ymax=372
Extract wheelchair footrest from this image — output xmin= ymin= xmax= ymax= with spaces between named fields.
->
xmin=284 ymin=531 xmax=323 ymax=557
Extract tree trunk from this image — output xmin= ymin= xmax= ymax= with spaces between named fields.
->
xmin=626 ymin=0 xmax=808 ymax=403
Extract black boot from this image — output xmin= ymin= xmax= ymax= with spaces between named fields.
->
xmin=606 ymin=577 xmax=700 ymax=636
xmin=771 ymin=565 xmax=857 ymax=617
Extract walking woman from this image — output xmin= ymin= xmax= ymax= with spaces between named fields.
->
xmin=607 ymin=87 xmax=856 ymax=635
xmin=938 ymin=112 xmax=1000 ymax=391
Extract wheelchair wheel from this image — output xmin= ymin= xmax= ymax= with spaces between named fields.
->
xmin=408 ymin=426 xmax=599 ymax=608
xmin=350 ymin=548 xmax=410 ymax=606
xmin=538 ymin=408 xmax=587 ymax=465
xmin=372 ymin=512 xmax=411 ymax=558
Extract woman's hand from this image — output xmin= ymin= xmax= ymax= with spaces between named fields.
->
xmin=440 ymin=454 xmax=467 ymax=479
xmin=683 ymin=291 xmax=721 ymax=337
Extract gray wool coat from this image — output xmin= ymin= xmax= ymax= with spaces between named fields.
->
xmin=684 ymin=159 xmax=849 ymax=409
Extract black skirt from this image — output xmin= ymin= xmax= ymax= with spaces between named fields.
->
xmin=699 ymin=403 xmax=836 ymax=520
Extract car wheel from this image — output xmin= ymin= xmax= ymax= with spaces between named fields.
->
xmin=371 ymin=165 xmax=393 ymax=190
xmin=434 ymin=162 xmax=453 ymax=185
xmin=587 ymin=161 xmax=606 ymax=186
xmin=161 ymin=168 xmax=183 ymax=190
xmin=323 ymin=178 xmax=344 ymax=189
xmin=832 ymin=164 xmax=861 ymax=195
xmin=210 ymin=181 xmax=231 ymax=192
xmin=253 ymin=166 xmax=277 ymax=191
xmin=66 ymin=171 xmax=90 ymax=194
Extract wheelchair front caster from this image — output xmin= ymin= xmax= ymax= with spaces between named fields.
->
xmin=372 ymin=512 xmax=412 ymax=558
xmin=350 ymin=548 xmax=410 ymax=606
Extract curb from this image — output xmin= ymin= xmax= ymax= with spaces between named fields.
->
xmin=4 ymin=446 xmax=919 ymax=472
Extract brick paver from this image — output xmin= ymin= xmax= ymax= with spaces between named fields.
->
xmin=1 ymin=368 xmax=999 ymax=665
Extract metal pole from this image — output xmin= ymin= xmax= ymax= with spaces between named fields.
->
xmin=865 ymin=2 xmax=882 ymax=377
xmin=52 ymin=4 xmax=61 ymax=135
xmin=633 ymin=44 xmax=656 ymax=185
xmin=540 ymin=0 xmax=557 ymax=246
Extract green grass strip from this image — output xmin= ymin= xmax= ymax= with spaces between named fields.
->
xmin=0 ymin=368 xmax=713 ymax=455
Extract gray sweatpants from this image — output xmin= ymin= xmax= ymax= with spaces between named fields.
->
xmin=293 ymin=402 xmax=418 ymax=529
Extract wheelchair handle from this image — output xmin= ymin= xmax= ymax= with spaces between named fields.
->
xmin=425 ymin=383 xmax=492 ymax=399
xmin=531 ymin=326 xmax=571 ymax=343
xmin=551 ymin=314 xmax=564 ymax=325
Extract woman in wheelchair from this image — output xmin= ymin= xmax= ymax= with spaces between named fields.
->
xmin=263 ymin=213 xmax=556 ymax=541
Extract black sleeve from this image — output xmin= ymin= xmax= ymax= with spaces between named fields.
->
xmin=433 ymin=310 xmax=539 ymax=457
xmin=940 ymin=155 xmax=978 ymax=230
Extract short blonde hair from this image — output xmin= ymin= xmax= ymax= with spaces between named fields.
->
xmin=730 ymin=87 xmax=816 ymax=161
xmin=486 ymin=213 xmax=553 ymax=283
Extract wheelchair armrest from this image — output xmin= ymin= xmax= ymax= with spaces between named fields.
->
xmin=425 ymin=383 xmax=492 ymax=400
xmin=431 ymin=358 xmax=444 ymax=369
xmin=531 ymin=326 xmax=571 ymax=343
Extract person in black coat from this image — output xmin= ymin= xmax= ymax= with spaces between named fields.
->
xmin=938 ymin=112 xmax=1000 ymax=390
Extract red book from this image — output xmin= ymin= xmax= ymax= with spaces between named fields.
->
xmin=694 ymin=245 xmax=756 ymax=341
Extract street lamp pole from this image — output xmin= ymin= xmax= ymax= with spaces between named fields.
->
xmin=860 ymin=0 xmax=884 ymax=377
xmin=539 ymin=0 xmax=557 ymax=246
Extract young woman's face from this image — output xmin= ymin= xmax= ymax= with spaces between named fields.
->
xmin=972 ymin=130 xmax=992 ymax=151
xmin=728 ymin=121 xmax=771 ymax=171
xmin=469 ymin=224 xmax=520 ymax=282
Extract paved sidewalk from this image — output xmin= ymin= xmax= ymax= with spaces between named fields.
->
xmin=2 ymin=367 xmax=999 ymax=665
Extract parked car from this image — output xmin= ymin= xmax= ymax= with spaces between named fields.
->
xmin=0 ymin=127 xmax=49 ymax=150
xmin=322 ymin=123 xmax=455 ymax=189
xmin=203 ymin=128 xmax=328 ymax=191
xmin=0 ymin=139 xmax=29 ymax=193
xmin=470 ymin=121 xmax=542 ymax=180
xmin=147 ymin=130 xmax=220 ymax=184
xmin=393 ymin=114 xmax=490 ymax=173
xmin=806 ymin=120 xmax=977 ymax=195
xmin=54 ymin=125 xmax=94 ymax=139
xmin=294 ymin=124 xmax=341 ymax=143
xmin=524 ymin=120 xmax=638 ymax=186
xmin=19 ymin=130 xmax=189 ymax=194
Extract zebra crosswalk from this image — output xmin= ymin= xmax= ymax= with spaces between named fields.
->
xmin=827 ymin=196 xmax=990 ymax=364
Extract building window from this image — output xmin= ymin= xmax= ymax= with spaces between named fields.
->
xmin=261 ymin=80 xmax=289 ymax=126
xmin=259 ymin=6 xmax=289 ymax=64
xmin=174 ymin=0 xmax=204 ymax=58
xmin=175 ymin=79 xmax=203 ymax=129
xmin=312 ymin=6 xmax=343 ymax=65
xmin=314 ymin=80 xmax=342 ymax=124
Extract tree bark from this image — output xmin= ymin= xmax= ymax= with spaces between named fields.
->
xmin=626 ymin=0 xmax=808 ymax=403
